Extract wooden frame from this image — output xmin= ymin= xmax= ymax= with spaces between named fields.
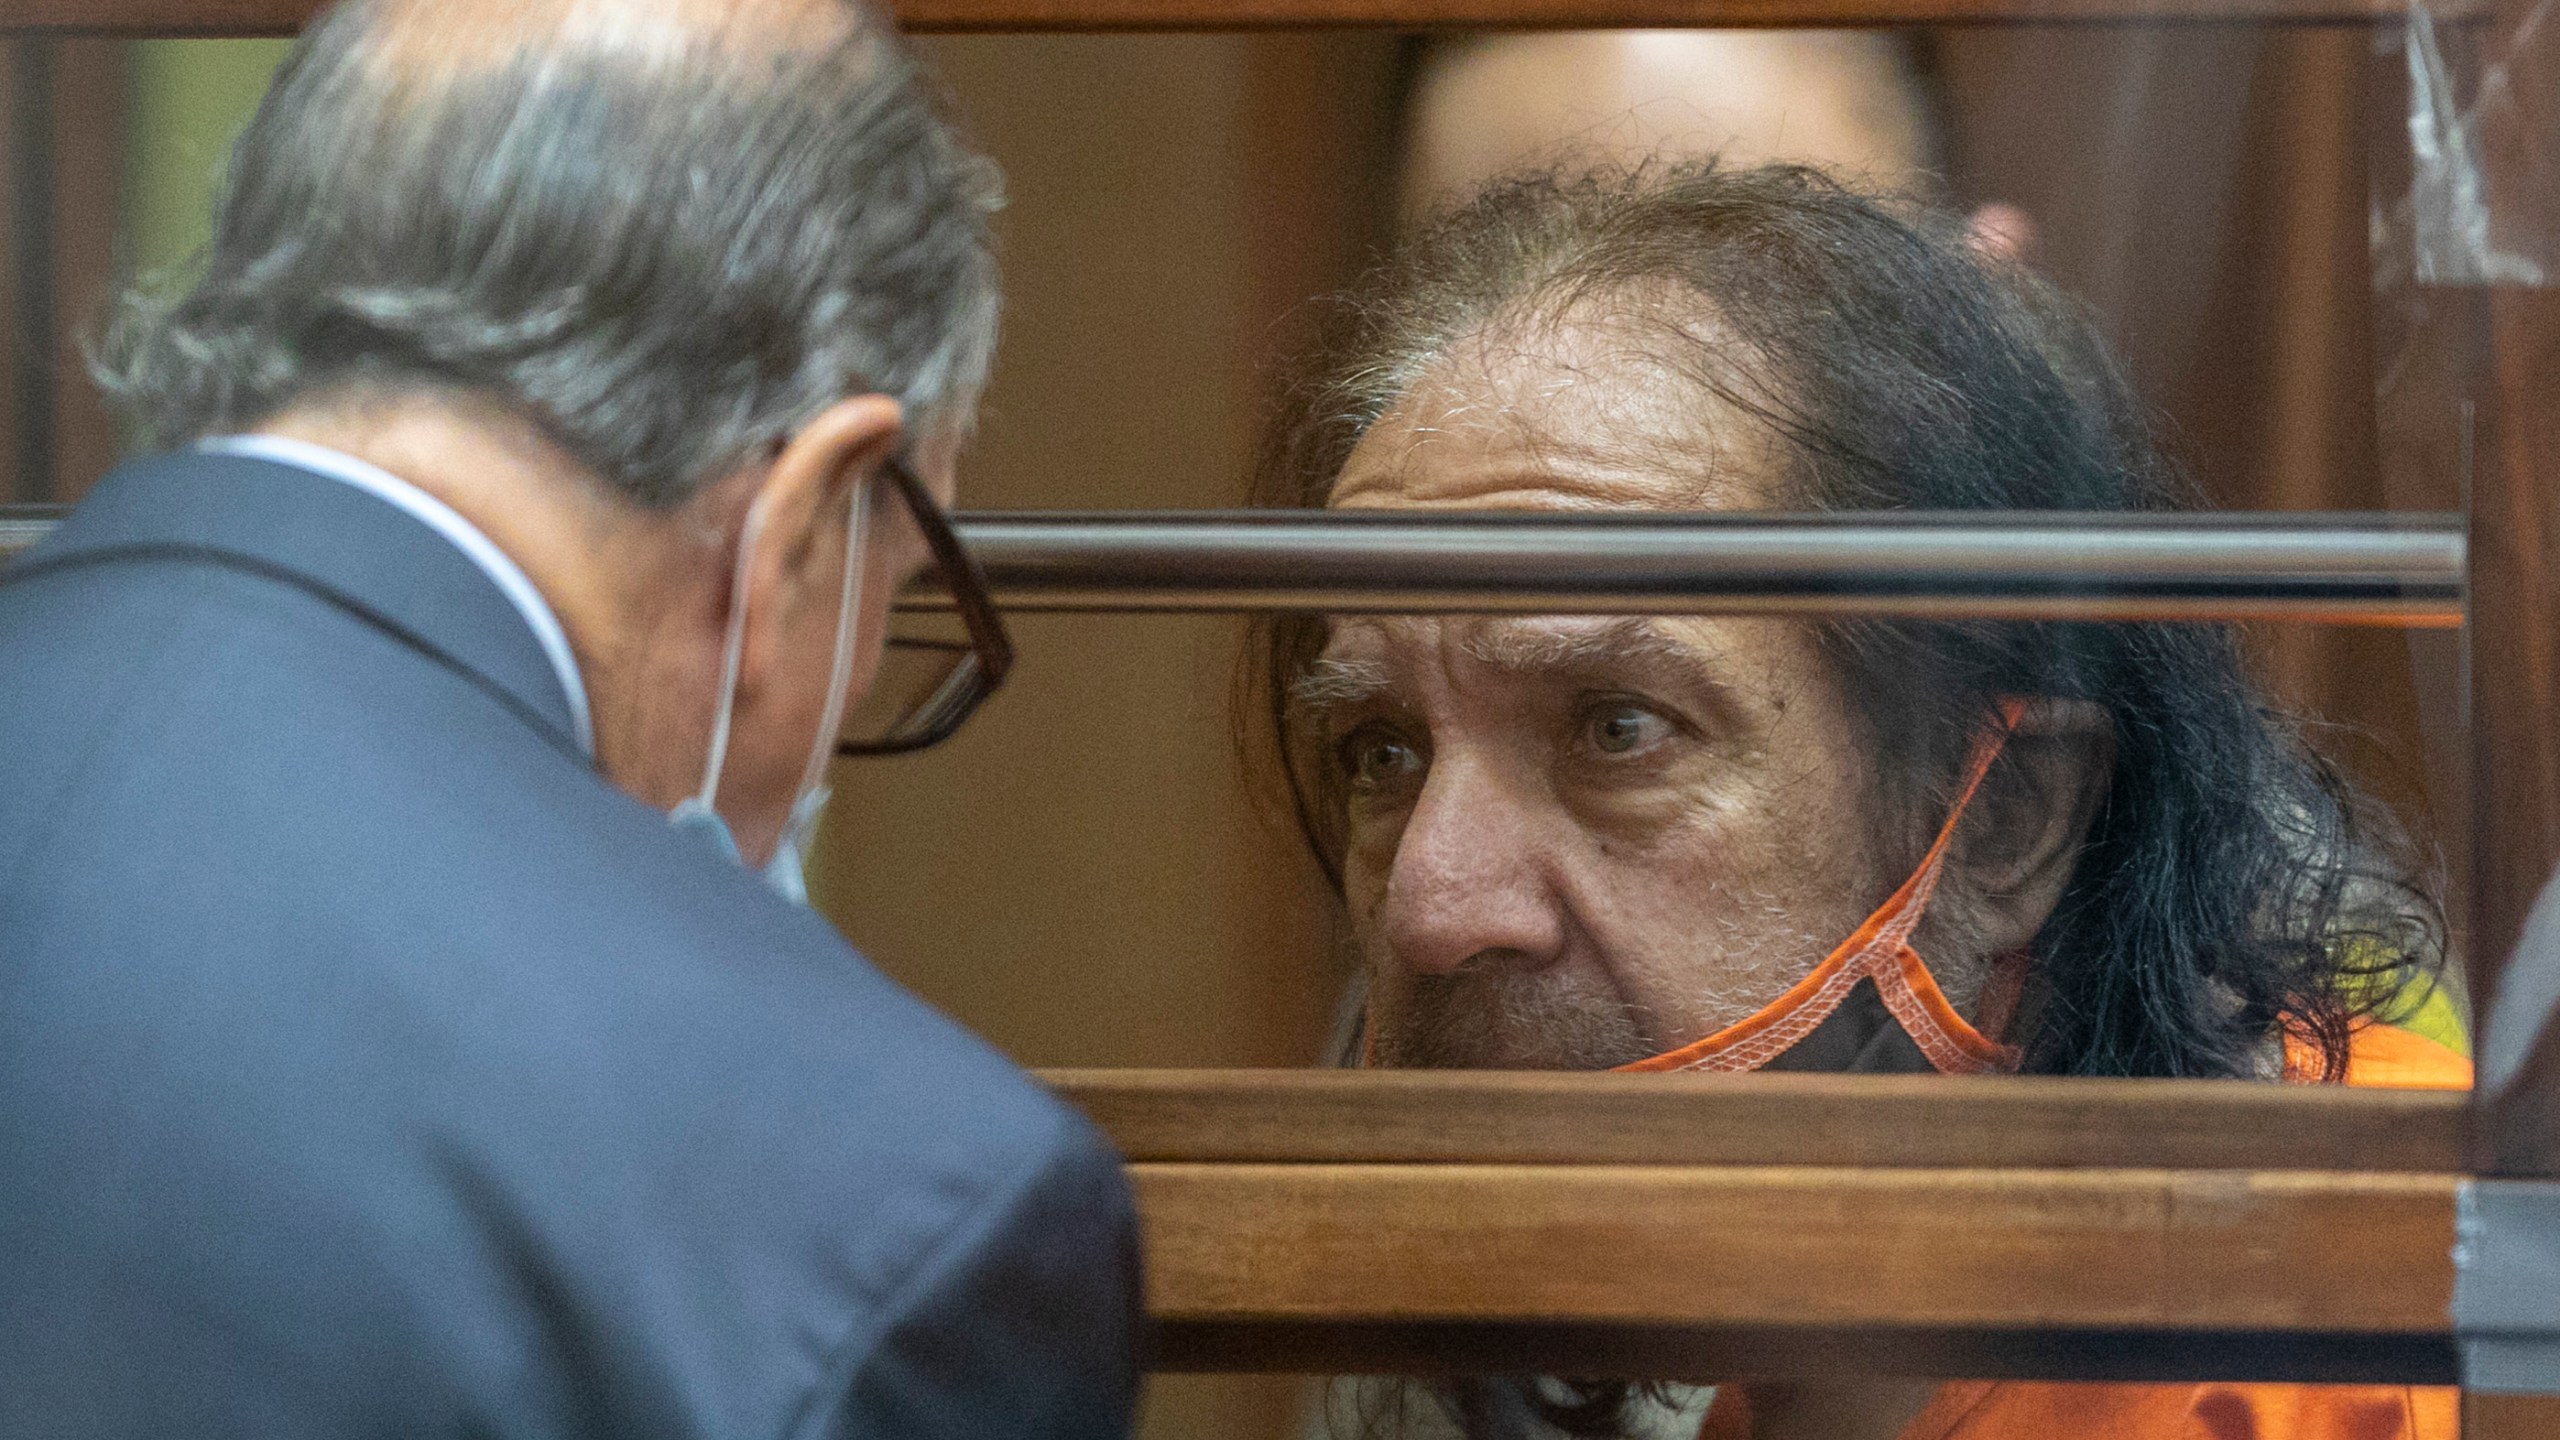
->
xmin=1132 ymin=1167 xmax=2457 ymax=1380
xmin=0 ymin=0 xmax=2490 ymax=35
xmin=1055 ymin=1069 xmax=2470 ymax=1171
xmin=1052 ymin=1072 xmax=2468 ymax=1381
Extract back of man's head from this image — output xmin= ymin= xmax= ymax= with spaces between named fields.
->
xmin=99 ymin=0 xmax=999 ymax=508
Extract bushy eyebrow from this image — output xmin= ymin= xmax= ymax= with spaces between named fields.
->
xmin=1290 ymin=657 xmax=1392 ymax=710
xmin=1458 ymin=617 xmax=1722 ymax=681
xmin=1291 ymin=618 xmax=1735 ymax=715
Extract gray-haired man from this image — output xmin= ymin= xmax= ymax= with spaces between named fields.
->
xmin=0 ymin=1 xmax=1141 ymax=1435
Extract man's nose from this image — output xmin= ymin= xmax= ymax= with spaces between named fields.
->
xmin=1375 ymin=757 xmax=1567 ymax=977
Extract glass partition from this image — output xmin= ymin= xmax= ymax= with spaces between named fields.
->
xmin=5 ymin=13 xmax=2551 ymax=1435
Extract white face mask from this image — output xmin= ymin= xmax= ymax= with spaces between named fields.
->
xmin=669 ymin=479 xmax=871 ymax=904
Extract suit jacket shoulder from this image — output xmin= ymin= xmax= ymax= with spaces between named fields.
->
xmin=0 ymin=453 xmax=1140 ymax=1439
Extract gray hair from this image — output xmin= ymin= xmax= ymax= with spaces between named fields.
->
xmin=96 ymin=0 xmax=1001 ymax=507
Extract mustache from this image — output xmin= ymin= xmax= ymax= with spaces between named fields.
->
xmin=1370 ymin=957 xmax=1657 ymax=1071
xmin=1356 ymin=868 xmax=1872 ymax=1071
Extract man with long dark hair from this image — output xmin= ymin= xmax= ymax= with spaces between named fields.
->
xmin=1252 ymin=162 xmax=2461 ymax=1439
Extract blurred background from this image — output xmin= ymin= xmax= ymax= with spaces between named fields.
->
xmin=0 ymin=25 xmax=2463 ymax=1436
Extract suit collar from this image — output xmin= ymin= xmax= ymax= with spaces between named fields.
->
xmin=17 ymin=451 xmax=594 ymax=768
xmin=197 ymin=435 xmax=595 ymax=757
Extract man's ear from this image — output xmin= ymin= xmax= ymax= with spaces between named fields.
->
xmin=1952 ymin=698 xmax=2115 ymax=954
xmin=735 ymin=395 xmax=904 ymax=701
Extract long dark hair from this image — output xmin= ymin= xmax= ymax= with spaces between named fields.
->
xmin=1248 ymin=160 xmax=2444 ymax=1088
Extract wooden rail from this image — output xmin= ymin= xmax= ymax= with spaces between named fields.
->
xmin=0 ymin=0 xmax=2488 ymax=35
xmin=1047 ymin=1072 xmax=2468 ymax=1382
xmin=1053 ymin=1068 xmax=2471 ymax=1171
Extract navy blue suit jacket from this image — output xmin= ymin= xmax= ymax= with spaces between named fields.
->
xmin=0 ymin=453 xmax=1144 ymax=1438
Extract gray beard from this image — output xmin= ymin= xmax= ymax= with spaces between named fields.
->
xmin=1362 ymin=884 xmax=1848 ymax=1072
xmin=1369 ymin=961 xmax=1656 ymax=1071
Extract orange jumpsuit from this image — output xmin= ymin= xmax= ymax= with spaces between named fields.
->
xmin=1698 ymin=1022 xmax=2471 ymax=1440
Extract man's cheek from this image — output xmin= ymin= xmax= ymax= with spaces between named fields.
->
xmin=1339 ymin=829 xmax=1403 ymax=922
xmin=1572 ymin=845 xmax=1818 ymax=1025
xmin=1561 ymin=776 xmax=1743 ymax=865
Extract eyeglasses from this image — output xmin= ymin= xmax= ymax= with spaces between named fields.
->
xmin=833 ymin=457 xmax=1014 ymax=755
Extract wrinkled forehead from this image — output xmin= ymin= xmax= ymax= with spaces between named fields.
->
xmin=1302 ymin=612 xmax=1844 ymax=751
xmin=1310 ymin=613 xmax=1731 ymax=677
xmin=1303 ymin=298 xmax=1842 ymax=737
xmin=1330 ymin=296 xmax=1789 ymax=515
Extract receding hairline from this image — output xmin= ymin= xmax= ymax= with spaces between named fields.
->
xmin=343 ymin=0 xmax=871 ymax=96
xmin=1326 ymin=281 xmax=1794 ymax=515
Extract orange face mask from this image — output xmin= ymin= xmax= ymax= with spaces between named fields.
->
xmin=1613 ymin=703 xmax=2031 ymax=1077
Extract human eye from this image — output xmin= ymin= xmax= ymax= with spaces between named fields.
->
xmin=1333 ymin=722 xmax=1428 ymax=795
xmin=1575 ymin=698 xmax=1682 ymax=760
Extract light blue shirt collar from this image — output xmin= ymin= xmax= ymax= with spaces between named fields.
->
xmin=197 ymin=434 xmax=597 ymax=759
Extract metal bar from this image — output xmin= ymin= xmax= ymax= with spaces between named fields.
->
xmin=947 ymin=510 xmax=2466 ymax=625
xmin=1 ymin=506 xmax=2466 ymax=625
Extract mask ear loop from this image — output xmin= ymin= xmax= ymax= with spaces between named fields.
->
xmin=794 ymin=477 xmax=870 ymax=800
xmin=1610 ymin=698 xmax=2035 ymax=1075
xmin=688 ymin=493 xmax=772 ymax=815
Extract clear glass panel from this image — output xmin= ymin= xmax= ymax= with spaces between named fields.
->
xmin=4 ymin=28 xmax=2480 ymax=1071
xmin=18 ymin=12 xmax=2552 ymax=1436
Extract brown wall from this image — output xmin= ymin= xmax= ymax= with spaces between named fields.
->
xmin=812 ymin=33 xmax=1345 ymax=1072
xmin=1 ymin=37 xmax=125 ymax=505
xmin=803 ymin=35 xmax=1383 ymax=1439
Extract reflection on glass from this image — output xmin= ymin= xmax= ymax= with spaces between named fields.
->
xmin=1401 ymin=30 xmax=2032 ymax=257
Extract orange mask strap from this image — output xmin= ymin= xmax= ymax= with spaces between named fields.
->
xmin=1614 ymin=701 xmax=2033 ymax=1076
